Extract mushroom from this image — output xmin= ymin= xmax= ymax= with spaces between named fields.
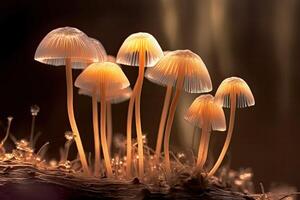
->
xmin=208 ymin=77 xmax=255 ymax=177
xmin=184 ymin=94 xmax=226 ymax=171
xmin=75 ymin=62 xmax=130 ymax=177
xmin=78 ymin=87 xmax=132 ymax=160
xmin=146 ymin=50 xmax=212 ymax=174
xmin=117 ymin=32 xmax=163 ymax=177
xmin=34 ymin=27 xmax=101 ymax=174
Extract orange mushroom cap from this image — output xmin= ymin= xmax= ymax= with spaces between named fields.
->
xmin=34 ymin=27 xmax=98 ymax=69
xmin=89 ymin=37 xmax=107 ymax=63
xmin=184 ymin=94 xmax=226 ymax=131
xmin=116 ymin=32 xmax=164 ymax=67
xmin=74 ymin=62 xmax=130 ymax=96
xmin=78 ymin=87 xmax=132 ymax=104
xmin=215 ymin=77 xmax=255 ymax=108
xmin=145 ymin=50 xmax=212 ymax=93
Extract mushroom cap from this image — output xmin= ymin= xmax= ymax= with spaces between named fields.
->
xmin=74 ymin=62 xmax=130 ymax=96
xmin=184 ymin=94 xmax=226 ymax=131
xmin=34 ymin=27 xmax=98 ymax=69
xmin=215 ymin=77 xmax=255 ymax=108
xmin=78 ymin=87 xmax=132 ymax=104
xmin=89 ymin=37 xmax=107 ymax=63
xmin=116 ymin=32 xmax=164 ymax=67
xmin=145 ymin=50 xmax=212 ymax=93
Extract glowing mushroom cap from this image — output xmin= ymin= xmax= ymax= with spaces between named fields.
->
xmin=34 ymin=27 xmax=98 ymax=69
xmin=78 ymin=87 xmax=132 ymax=104
xmin=184 ymin=94 xmax=226 ymax=131
xmin=89 ymin=37 xmax=107 ymax=63
xmin=75 ymin=62 xmax=130 ymax=96
xmin=116 ymin=32 xmax=164 ymax=67
xmin=145 ymin=50 xmax=212 ymax=93
xmin=215 ymin=77 xmax=255 ymax=108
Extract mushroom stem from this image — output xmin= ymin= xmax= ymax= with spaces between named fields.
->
xmin=154 ymin=84 xmax=172 ymax=164
xmin=100 ymin=86 xmax=113 ymax=177
xmin=192 ymin=126 xmax=200 ymax=152
xmin=163 ymin=73 xmax=185 ymax=175
xmin=65 ymin=58 xmax=90 ymax=175
xmin=134 ymin=51 xmax=145 ymax=178
xmin=126 ymin=91 xmax=135 ymax=177
xmin=0 ymin=117 xmax=12 ymax=147
xmin=29 ymin=115 xmax=36 ymax=148
xmin=92 ymin=92 xmax=101 ymax=176
xmin=208 ymin=95 xmax=236 ymax=177
xmin=107 ymin=102 xmax=112 ymax=157
xmin=197 ymin=124 xmax=211 ymax=170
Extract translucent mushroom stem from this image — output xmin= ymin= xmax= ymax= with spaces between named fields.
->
xmin=107 ymin=102 xmax=112 ymax=156
xmin=134 ymin=51 xmax=145 ymax=178
xmin=154 ymin=84 xmax=172 ymax=164
xmin=208 ymin=95 xmax=236 ymax=177
xmin=29 ymin=115 xmax=36 ymax=148
xmin=125 ymin=90 xmax=135 ymax=178
xmin=92 ymin=92 xmax=101 ymax=176
xmin=196 ymin=124 xmax=211 ymax=170
xmin=164 ymin=73 xmax=185 ymax=175
xmin=65 ymin=58 xmax=90 ymax=175
xmin=100 ymin=86 xmax=113 ymax=177
xmin=192 ymin=126 xmax=200 ymax=152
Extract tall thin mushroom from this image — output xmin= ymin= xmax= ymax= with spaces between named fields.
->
xmin=146 ymin=50 xmax=212 ymax=175
xmin=184 ymin=95 xmax=226 ymax=171
xmin=75 ymin=62 xmax=130 ymax=177
xmin=34 ymin=27 xmax=99 ymax=175
xmin=208 ymin=77 xmax=255 ymax=177
xmin=117 ymin=32 xmax=163 ymax=178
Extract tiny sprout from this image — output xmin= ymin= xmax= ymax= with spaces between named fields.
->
xmin=30 ymin=105 xmax=40 ymax=116
xmin=0 ymin=116 xmax=13 ymax=147
xmin=64 ymin=131 xmax=74 ymax=141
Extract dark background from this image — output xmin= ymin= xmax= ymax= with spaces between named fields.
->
xmin=0 ymin=0 xmax=299 ymax=192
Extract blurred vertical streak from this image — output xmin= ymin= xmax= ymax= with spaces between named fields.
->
xmin=273 ymin=0 xmax=296 ymax=115
xmin=160 ymin=0 xmax=179 ymax=49
xmin=210 ymin=0 xmax=233 ymax=76
xmin=195 ymin=0 xmax=213 ymax=57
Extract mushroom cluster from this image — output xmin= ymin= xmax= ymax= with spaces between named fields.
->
xmin=34 ymin=27 xmax=255 ymax=181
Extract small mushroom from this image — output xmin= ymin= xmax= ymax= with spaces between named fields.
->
xmin=208 ymin=77 xmax=255 ymax=177
xmin=184 ymin=94 xmax=226 ymax=171
xmin=34 ymin=27 xmax=101 ymax=175
xmin=117 ymin=32 xmax=163 ymax=177
xmin=146 ymin=50 xmax=212 ymax=175
xmin=75 ymin=62 xmax=130 ymax=177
